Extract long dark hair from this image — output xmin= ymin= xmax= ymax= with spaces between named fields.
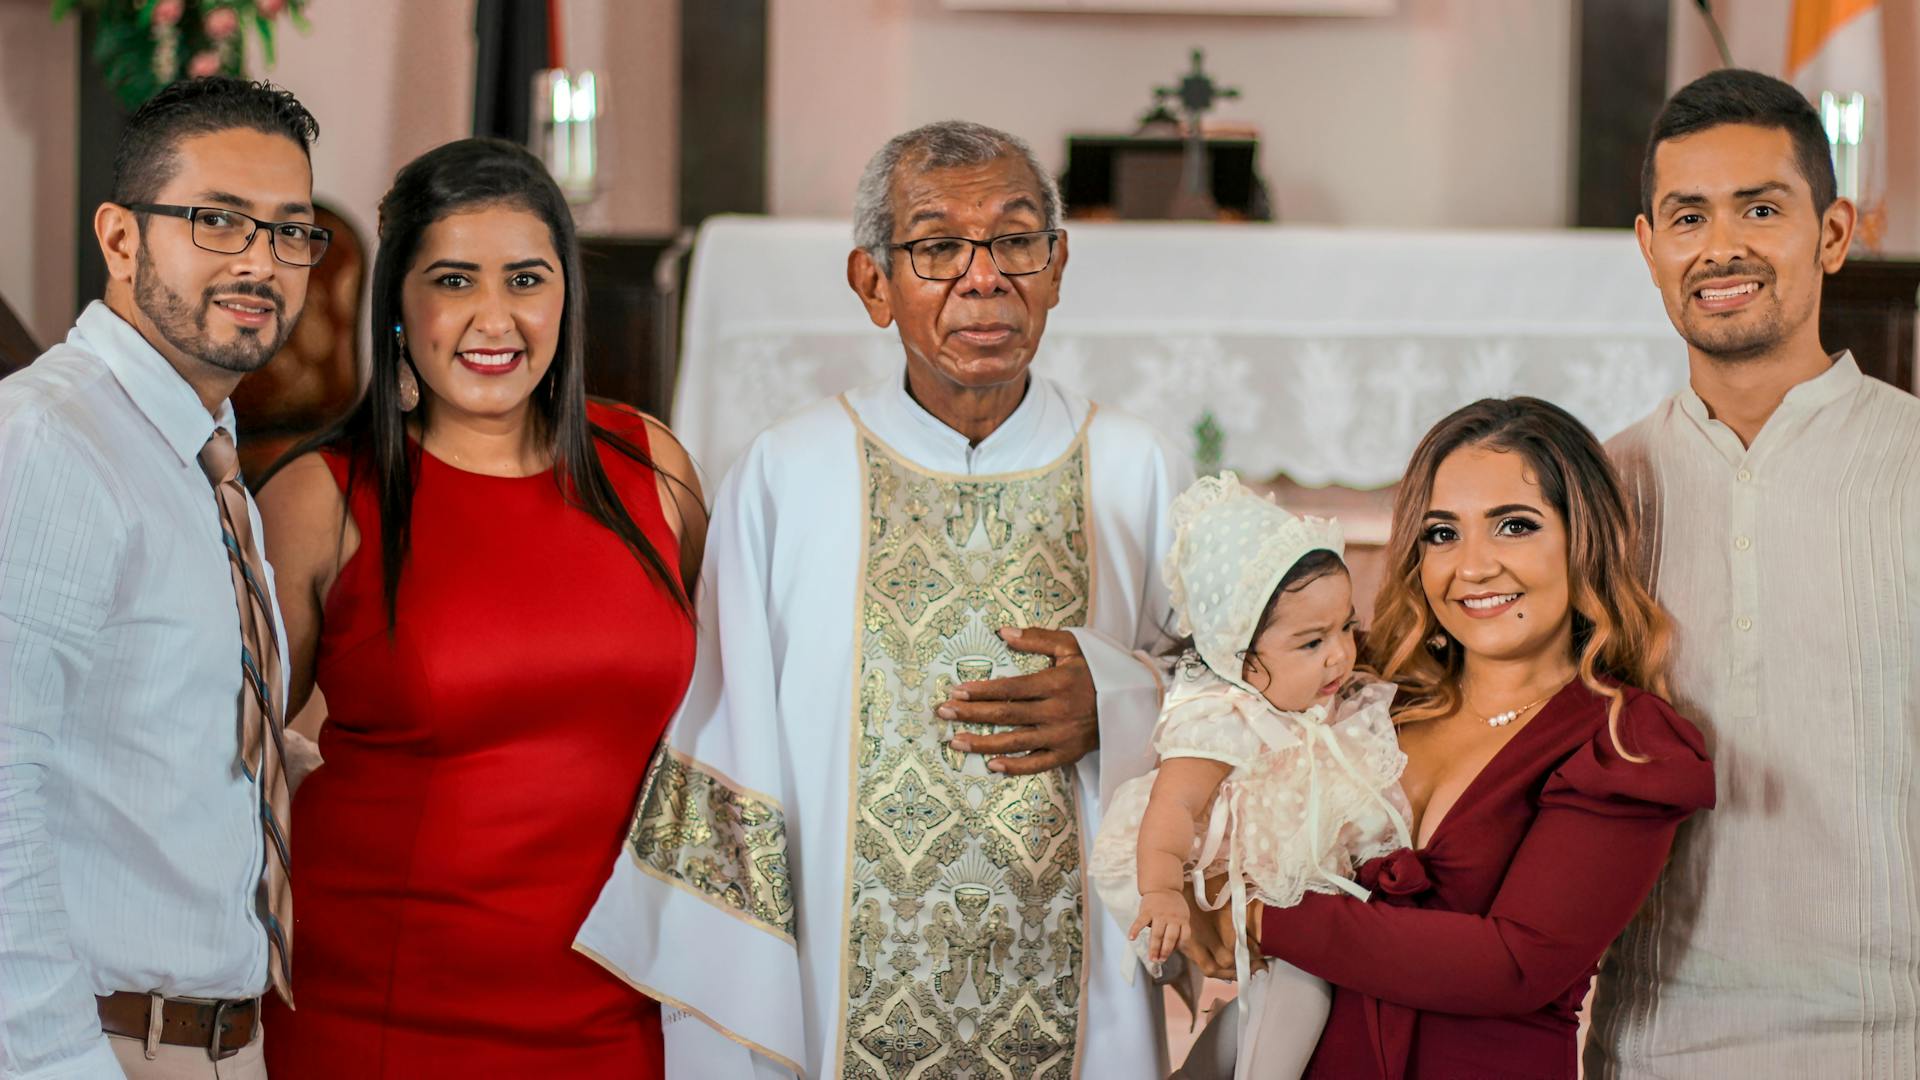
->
xmin=1368 ymin=397 xmax=1670 ymax=758
xmin=266 ymin=137 xmax=693 ymax=626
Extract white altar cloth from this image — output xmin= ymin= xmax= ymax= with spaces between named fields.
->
xmin=669 ymin=217 xmax=1688 ymax=488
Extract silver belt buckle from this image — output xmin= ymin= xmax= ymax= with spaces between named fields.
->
xmin=206 ymin=998 xmax=239 ymax=1061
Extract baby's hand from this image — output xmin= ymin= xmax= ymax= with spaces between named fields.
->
xmin=1128 ymin=888 xmax=1192 ymax=964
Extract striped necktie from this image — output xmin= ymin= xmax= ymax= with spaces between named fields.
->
xmin=198 ymin=427 xmax=293 ymax=1007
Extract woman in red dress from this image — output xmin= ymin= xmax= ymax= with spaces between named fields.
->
xmin=255 ymin=138 xmax=703 ymax=1078
xmin=1201 ymin=398 xmax=1714 ymax=1079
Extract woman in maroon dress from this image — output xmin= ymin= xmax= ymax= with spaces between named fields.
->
xmin=1203 ymin=398 xmax=1714 ymax=1079
xmin=254 ymin=139 xmax=703 ymax=1078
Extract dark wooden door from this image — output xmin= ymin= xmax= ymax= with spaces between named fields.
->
xmin=578 ymin=234 xmax=691 ymax=418
xmin=1825 ymin=258 xmax=1920 ymax=393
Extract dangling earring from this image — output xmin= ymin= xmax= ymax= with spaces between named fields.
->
xmin=394 ymin=324 xmax=420 ymax=413
xmin=397 ymin=364 xmax=420 ymax=413
xmin=1426 ymin=630 xmax=1450 ymax=652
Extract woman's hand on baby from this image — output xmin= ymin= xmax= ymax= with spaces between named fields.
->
xmin=1178 ymin=886 xmax=1244 ymax=980
xmin=1203 ymin=899 xmax=1268 ymax=975
xmin=1129 ymin=889 xmax=1191 ymax=964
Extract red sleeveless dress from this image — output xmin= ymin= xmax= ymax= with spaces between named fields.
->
xmin=265 ymin=404 xmax=693 ymax=1078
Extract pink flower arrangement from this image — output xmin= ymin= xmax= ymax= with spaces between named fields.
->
xmin=61 ymin=0 xmax=315 ymax=109
xmin=202 ymin=6 xmax=239 ymax=40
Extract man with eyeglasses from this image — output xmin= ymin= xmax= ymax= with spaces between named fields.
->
xmin=581 ymin=120 xmax=1188 ymax=1079
xmin=0 ymin=77 xmax=321 ymax=1079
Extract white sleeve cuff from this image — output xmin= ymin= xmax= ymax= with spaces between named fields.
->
xmin=1067 ymin=627 xmax=1166 ymax=811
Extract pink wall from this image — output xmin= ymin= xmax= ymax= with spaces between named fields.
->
xmin=7 ymin=0 xmax=1910 ymax=353
xmin=769 ymin=0 xmax=1579 ymax=228
xmin=0 ymin=0 xmax=680 ymax=354
xmin=243 ymin=2 xmax=473 ymax=252
xmin=0 ymin=0 xmax=78 ymax=345
xmin=251 ymin=0 xmax=679 ymax=240
xmin=561 ymin=0 xmax=680 ymax=236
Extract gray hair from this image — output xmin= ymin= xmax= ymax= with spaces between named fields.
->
xmin=852 ymin=120 xmax=1063 ymax=273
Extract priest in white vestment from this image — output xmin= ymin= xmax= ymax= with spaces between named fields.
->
xmin=577 ymin=122 xmax=1191 ymax=1079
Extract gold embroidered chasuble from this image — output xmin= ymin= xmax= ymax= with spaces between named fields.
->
xmin=836 ymin=405 xmax=1098 ymax=1080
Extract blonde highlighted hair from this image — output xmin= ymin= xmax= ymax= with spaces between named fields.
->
xmin=1367 ymin=397 xmax=1672 ymax=760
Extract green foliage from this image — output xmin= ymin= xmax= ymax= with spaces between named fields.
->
xmin=51 ymin=0 xmax=312 ymax=111
xmin=1192 ymin=410 xmax=1225 ymax=477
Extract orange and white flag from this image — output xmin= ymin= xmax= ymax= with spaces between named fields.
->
xmin=1787 ymin=0 xmax=1886 ymax=248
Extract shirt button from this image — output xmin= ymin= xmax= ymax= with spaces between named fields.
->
xmin=1736 ymin=616 xmax=1754 ymax=632
xmin=1735 ymin=536 xmax=1752 ymax=551
xmin=1737 ymin=468 xmax=1753 ymax=483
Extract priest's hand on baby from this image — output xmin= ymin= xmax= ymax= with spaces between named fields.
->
xmin=940 ymin=626 xmax=1098 ymax=776
xmin=1131 ymin=888 xmax=1191 ymax=964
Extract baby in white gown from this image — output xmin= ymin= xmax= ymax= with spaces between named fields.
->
xmin=1090 ymin=473 xmax=1412 ymax=1079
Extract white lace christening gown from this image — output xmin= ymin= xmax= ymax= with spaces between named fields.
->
xmin=1090 ymin=665 xmax=1412 ymax=1079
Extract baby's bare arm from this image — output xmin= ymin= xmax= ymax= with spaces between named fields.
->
xmin=1137 ymin=757 xmax=1235 ymax=897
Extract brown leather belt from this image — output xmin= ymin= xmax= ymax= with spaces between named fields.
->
xmin=97 ymin=991 xmax=257 ymax=1061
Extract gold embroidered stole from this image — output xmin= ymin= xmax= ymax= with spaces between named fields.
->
xmin=628 ymin=747 xmax=795 ymax=942
xmin=836 ymin=404 xmax=1096 ymax=1080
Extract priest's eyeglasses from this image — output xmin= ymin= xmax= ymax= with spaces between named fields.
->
xmin=891 ymin=230 xmax=1059 ymax=281
xmin=123 ymin=203 xmax=333 ymax=268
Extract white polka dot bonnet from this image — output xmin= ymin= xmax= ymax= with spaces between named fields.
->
xmin=1163 ymin=471 xmax=1346 ymax=694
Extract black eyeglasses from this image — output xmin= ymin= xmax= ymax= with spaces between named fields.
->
xmin=891 ymin=230 xmax=1059 ymax=281
xmin=123 ymin=203 xmax=332 ymax=268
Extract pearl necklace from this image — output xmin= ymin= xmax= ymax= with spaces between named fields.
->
xmin=1480 ymin=697 xmax=1547 ymax=728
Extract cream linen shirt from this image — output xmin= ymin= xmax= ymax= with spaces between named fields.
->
xmin=1589 ymin=353 xmax=1920 ymax=1077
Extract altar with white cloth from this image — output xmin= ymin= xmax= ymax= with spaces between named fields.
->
xmin=670 ymin=217 xmax=1689 ymax=490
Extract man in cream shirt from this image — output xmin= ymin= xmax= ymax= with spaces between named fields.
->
xmin=1589 ymin=69 xmax=1920 ymax=1077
